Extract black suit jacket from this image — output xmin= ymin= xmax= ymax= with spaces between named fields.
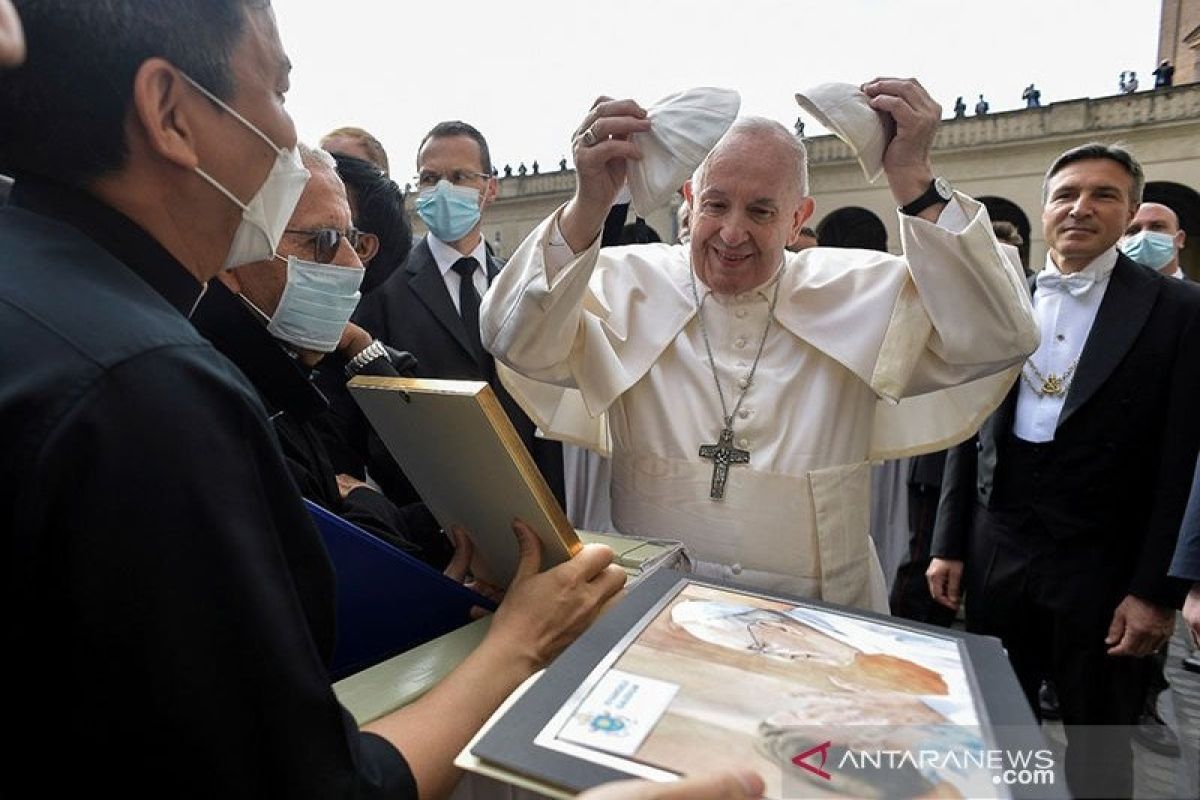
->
xmin=348 ymin=236 xmax=565 ymax=504
xmin=932 ymin=254 xmax=1200 ymax=608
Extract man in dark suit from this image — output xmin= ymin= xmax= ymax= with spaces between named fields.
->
xmin=1171 ymin=460 xmax=1200 ymax=651
xmin=926 ymin=143 xmax=1200 ymax=798
xmin=351 ymin=121 xmax=564 ymax=506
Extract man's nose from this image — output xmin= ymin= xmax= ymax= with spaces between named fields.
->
xmin=1068 ymin=195 xmax=1094 ymax=218
xmin=720 ymin=213 xmax=749 ymax=246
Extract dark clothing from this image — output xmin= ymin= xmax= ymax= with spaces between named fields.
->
xmin=932 ymin=255 xmax=1200 ymax=797
xmin=889 ymin=451 xmax=956 ymax=626
xmin=342 ymin=236 xmax=565 ymax=508
xmin=1153 ymin=63 xmax=1175 ymax=88
xmin=1170 ymin=454 xmax=1200 ymax=580
xmin=191 ymin=280 xmax=451 ymax=568
xmin=0 ymin=179 xmax=416 ymax=798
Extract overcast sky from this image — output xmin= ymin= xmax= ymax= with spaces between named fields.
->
xmin=272 ymin=0 xmax=1163 ymax=182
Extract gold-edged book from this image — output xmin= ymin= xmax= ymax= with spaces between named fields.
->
xmin=348 ymin=376 xmax=581 ymax=586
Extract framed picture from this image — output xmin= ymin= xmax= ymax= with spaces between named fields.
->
xmin=348 ymin=376 xmax=580 ymax=586
xmin=471 ymin=569 xmax=1057 ymax=799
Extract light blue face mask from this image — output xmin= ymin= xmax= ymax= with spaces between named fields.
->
xmin=1120 ymin=230 xmax=1177 ymax=270
xmin=415 ymin=180 xmax=481 ymax=242
xmin=264 ymin=256 xmax=364 ymax=353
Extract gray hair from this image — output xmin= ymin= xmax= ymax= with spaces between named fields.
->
xmin=1042 ymin=142 xmax=1144 ymax=206
xmin=299 ymin=143 xmax=337 ymax=172
xmin=692 ymin=117 xmax=809 ymax=198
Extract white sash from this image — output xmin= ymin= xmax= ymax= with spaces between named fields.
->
xmin=609 ymin=452 xmax=888 ymax=612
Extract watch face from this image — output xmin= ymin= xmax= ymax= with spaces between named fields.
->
xmin=933 ymin=176 xmax=953 ymax=201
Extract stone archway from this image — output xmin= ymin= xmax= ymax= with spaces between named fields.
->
xmin=978 ymin=196 xmax=1033 ymax=270
xmin=815 ymin=207 xmax=888 ymax=251
xmin=1143 ymin=181 xmax=1200 ymax=280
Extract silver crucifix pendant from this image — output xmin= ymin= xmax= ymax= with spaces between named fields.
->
xmin=698 ymin=426 xmax=751 ymax=500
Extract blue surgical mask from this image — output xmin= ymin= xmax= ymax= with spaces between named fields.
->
xmin=263 ymin=256 xmax=364 ymax=353
xmin=415 ymin=180 xmax=481 ymax=242
xmin=1120 ymin=230 xmax=1177 ymax=270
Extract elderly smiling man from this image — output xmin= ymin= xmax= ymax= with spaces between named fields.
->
xmin=482 ymin=80 xmax=1038 ymax=611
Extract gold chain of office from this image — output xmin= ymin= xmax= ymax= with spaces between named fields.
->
xmin=1020 ymin=357 xmax=1080 ymax=398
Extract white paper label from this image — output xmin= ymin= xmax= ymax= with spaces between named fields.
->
xmin=556 ymin=669 xmax=679 ymax=757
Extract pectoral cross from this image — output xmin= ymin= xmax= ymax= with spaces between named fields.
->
xmin=698 ymin=426 xmax=750 ymax=500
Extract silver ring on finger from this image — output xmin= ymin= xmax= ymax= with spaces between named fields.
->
xmin=581 ymin=127 xmax=598 ymax=147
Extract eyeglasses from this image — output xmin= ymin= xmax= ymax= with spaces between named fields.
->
xmin=283 ymin=227 xmax=368 ymax=263
xmin=415 ymin=169 xmax=491 ymax=189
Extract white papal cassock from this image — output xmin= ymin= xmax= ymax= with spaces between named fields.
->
xmin=481 ymin=194 xmax=1037 ymax=611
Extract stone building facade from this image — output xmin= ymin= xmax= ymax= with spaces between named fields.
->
xmin=442 ymin=83 xmax=1199 ymax=278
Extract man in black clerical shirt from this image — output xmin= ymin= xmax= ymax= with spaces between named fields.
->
xmin=191 ymin=144 xmax=460 ymax=568
xmin=0 ymin=3 xmax=626 ymax=798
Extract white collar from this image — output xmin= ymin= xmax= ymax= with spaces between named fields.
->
xmin=428 ymin=233 xmax=488 ymax=277
xmin=1039 ymin=247 xmax=1119 ymax=285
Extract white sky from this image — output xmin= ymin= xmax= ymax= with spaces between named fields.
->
xmin=272 ymin=0 xmax=1162 ymax=183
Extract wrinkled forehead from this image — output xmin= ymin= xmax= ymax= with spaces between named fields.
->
xmin=290 ymin=160 xmax=350 ymax=226
xmin=697 ymin=133 xmax=803 ymax=199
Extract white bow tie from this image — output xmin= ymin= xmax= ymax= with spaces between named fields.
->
xmin=1036 ymin=270 xmax=1096 ymax=297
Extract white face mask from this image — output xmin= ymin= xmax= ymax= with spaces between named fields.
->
xmin=181 ymin=72 xmax=310 ymax=270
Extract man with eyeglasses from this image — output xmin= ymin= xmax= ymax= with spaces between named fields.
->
xmin=352 ymin=121 xmax=566 ymax=509
xmin=0 ymin=3 xmax=633 ymax=797
xmin=191 ymin=144 xmax=461 ymax=569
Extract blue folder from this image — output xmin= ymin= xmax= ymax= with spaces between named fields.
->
xmin=305 ymin=499 xmax=496 ymax=679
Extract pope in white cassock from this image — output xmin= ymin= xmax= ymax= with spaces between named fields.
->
xmin=481 ymin=80 xmax=1038 ymax=611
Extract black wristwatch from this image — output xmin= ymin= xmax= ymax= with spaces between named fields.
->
xmin=899 ymin=177 xmax=953 ymax=216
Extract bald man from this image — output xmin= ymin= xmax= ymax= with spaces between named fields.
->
xmin=1121 ymin=202 xmax=1187 ymax=279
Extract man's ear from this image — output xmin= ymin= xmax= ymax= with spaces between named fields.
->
xmin=481 ymin=174 xmax=499 ymax=207
xmin=129 ymin=57 xmax=202 ymax=171
xmin=682 ymin=179 xmax=694 ymax=204
xmin=793 ymin=196 xmax=815 ymax=242
xmin=358 ymin=231 xmax=380 ymax=263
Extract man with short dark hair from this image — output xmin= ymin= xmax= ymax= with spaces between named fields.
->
xmin=928 ymin=142 xmax=1200 ymax=798
xmin=332 ymin=152 xmax=412 ymax=293
xmin=0 ymin=3 xmax=622 ymax=796
xmin=352 ymin=120 xmax=565 ymax=508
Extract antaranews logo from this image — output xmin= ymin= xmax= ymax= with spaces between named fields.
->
xmin=786 ymin=740 xmax=1056 ymax=796
xmin=791 ymin=741 xmax=833 ymax=781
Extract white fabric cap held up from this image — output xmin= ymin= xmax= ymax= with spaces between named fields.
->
xmin=626 ymin=87 xmax=740 ymax=217
xmin=795 ymin=82 xmax=889 ymax=183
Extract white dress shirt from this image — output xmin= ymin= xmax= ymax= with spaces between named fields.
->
xmin=427 ymin=234 xmax=489 ymax=314
xmin=1013 ymin=249 xmax=1118 ymax=442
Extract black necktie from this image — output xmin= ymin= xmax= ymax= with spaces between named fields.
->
xmin=451 ymin=257 xmax=484 ymax=360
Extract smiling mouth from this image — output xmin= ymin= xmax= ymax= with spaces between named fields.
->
xmin=714 ymin=249 xmax=752 ymax=265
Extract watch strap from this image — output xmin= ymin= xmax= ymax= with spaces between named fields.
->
xmin=899 ymin=178 xmax=951 ymax=217
xmin=345 ymin=339 xmax=390 ymax=379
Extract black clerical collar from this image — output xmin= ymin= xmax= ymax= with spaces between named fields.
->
xmin=191 ymin=280 xmax=330 ymax=422
xmin=9 ymin=176 xmax=206 ymax=317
